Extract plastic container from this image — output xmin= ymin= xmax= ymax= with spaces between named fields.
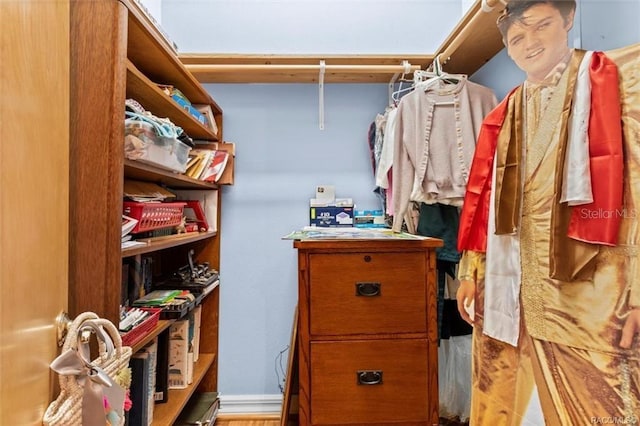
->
xmin=120 ymin=307 xmax=162 ymax=347
xmin=124 ymin=119 xmax=192 ymax=173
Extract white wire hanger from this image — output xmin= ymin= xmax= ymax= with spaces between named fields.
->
xmin=388 ymin=60 xmax=412 ymax=106
xmin=419 ymin=55 xmax=466 ymax=90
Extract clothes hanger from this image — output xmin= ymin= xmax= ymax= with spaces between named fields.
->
xmin=390 ymin=61 xmax=418 ymax=105
xmin=419 ymin=55 xmax=466 ymax=90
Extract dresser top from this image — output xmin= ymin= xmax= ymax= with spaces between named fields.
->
xmin=293 ymin=238 xmax=443 ymax=251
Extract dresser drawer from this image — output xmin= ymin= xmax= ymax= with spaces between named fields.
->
xmin=310 ymin=339 xmax=429 ymax=424
xmin=309 ymin=252 xmax=427 ymax=336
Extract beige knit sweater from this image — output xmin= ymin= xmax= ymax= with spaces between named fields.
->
xmin=391 ymin=77 xmax=497 ymax=232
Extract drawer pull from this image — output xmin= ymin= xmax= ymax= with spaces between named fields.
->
xmin=355 ymin=282 xmax=381 ymax=297
xmin=357 ymin=370 xmax=383 ymax=385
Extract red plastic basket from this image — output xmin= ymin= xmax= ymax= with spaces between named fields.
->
xmin=120 ymin=307 xmax=162 ymax=347
xmin=123 ymin=201 xmax=186 ymax=233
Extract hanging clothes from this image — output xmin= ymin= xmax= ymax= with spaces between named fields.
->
xmin=375 ymin=106 xmax=398 ymax=216
xmin=383 ymin=73 xmax=497 ymax=425
xmin=368 ymin=107 xmax=397 ymax=221
xmin=391 ymin=77 xmax=497 ymax=232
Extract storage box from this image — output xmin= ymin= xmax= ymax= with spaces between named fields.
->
xmin=124 ymin=119 xmax=192 ymax=173
xmin=354 ymin=210 xmax=386 ymax=228
xmin=120 ymin=307 xmax=162 ymax=347
xmin=123 ymin=201 xmax=186 ymax=233
xmin=310 ymin=206 xmax=354 ymax=227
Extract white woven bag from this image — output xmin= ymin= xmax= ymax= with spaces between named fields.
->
xmin=43 ymin=312 xmax=133 ymax=426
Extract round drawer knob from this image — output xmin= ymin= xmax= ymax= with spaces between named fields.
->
xmin=364 ymin=255 xmax=372 ymax=262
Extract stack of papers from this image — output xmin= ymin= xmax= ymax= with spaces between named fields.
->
xmin=124 ymin=180 xmax=176 ymax=202
xmin=282 ymin=227 xmax=428 ymax=240
xmin=133 ymin=289 xmax=183 ymax=306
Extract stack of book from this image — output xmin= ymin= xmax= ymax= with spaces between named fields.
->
xmin=127 ymin=340 xmax=159 ymax=426
xmin=167 ymin=305 xmax=203 ymax=391
xmin=185 ymin=149 xmax=229 ymax=182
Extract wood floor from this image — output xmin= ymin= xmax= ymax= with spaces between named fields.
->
xmin=216 ymin=421 xmax=279 ymax=426
xmin=215 ymin=416 xmax=468 ymax=425
xmin=215 ymin=414 xmax=280 ymax=426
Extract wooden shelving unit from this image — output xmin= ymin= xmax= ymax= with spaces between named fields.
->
xmin=70 ymin=0 xmax=225 ymax=423
xmin=180 ymin=0 xmax=505 ymax=84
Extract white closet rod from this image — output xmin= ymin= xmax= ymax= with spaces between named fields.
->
xmin=186 ymin=63 xmax=423 ymax=74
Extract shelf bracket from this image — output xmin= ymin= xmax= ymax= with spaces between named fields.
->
xmin=318 ymin=60 xmax=326 ymax=130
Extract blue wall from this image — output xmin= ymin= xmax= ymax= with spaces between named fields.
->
xmin=157 ymin=0 xmax=640 ymax=399
xmin=159 ymin=0 xmax=467 ymax=398
xmin=161 ymin=0 xmax=462 ymax=54
xmin=206 ymin=83 xmax=387 ymax=394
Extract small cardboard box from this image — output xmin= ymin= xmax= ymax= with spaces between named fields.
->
xmin=310 ymin=205 xmax=354 ymax=227
xmin=354 ymin=209 xmax=386 ymax=228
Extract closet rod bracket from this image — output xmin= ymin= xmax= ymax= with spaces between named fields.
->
xmin=319 ymin=60 xmax=326 ymax=130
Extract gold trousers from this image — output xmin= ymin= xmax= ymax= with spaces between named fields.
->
xmin=470 ymin=320 xmax=640 ymax=425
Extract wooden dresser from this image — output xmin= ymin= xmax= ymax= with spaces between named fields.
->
xmin=293 ymin=238 xmax=442 ymax=425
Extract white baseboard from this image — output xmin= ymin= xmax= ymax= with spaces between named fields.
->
xmin=218 ymin=393 xmax=283 ymax=414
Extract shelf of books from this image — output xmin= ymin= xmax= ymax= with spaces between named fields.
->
xmin=126 ymin=292 xmax=218 ymax=425
xmin=152 ymin=353 xmax=216 ymax=426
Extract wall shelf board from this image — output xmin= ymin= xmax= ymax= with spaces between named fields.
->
xmin=435 ymin=0 xmax=505 ymax=75
xmin=180 ymin=54 xmax=433 ymax=83
xmin=179 ymin=0 xmax=505 ymax=83
xmin=124 ymin=160 xmax=219 ymax=190
xmin=122 ymin=231 xmax=217 ymax=258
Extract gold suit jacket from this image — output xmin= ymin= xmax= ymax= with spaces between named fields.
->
xmin=461 ymin=43 xmax=640 ymax=354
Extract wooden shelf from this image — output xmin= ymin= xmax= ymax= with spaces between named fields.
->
xmin=71 ymin=2 xmax=222 ymax=424
xmin=121 ymin=0 xmax=221 ymax=110
xmin=127 ymin=61 xmax=219 ymax=141
xmin=434 ymin=0 xmax=504 ymax=75
xmin=180 ymin=0 xmax=505 ymax=83
xmin=124 ymin=159 xmax=219 ymax=189
xmin=152 ymin=353 xmax=216 ymax=426
xmin=130 ymin=319 xmax=175 ymax=353
xmin=181 ymin=54 xmax=433 ymax=83
xmin=121 ymin=0 xmax=223 ymax=140
xmin=122 ymin=231 xmax=217 ymax=258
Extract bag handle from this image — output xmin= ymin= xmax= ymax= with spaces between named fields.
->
xmin=62 ymin=311 xmax=99 ymax=352
xmin=51 ymin=312 xmax=130 ymax=426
